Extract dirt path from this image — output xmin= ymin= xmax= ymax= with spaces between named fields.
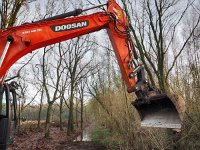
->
xmin=8 ymin=125 xmax=107 ymax=150
xmin=56 ymin=141 xmax=106 ymax=150
xmin=9 ymin=140 xmax=107 ymax=150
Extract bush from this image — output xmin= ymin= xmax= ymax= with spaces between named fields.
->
xmin=91 ymin=125 xmax=119 ymax=149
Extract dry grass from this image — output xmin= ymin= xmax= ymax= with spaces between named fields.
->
xmin=88 ymin=84 xmax=200 ymax=149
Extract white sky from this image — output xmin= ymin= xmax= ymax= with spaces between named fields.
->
xmin=5 ymin=0 xmax=199 ymax=105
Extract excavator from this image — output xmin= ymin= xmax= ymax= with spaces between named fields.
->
xmin=0 ymin=0 xmax=185 ymax=149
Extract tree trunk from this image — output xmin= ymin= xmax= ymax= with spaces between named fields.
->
xmin=76 ymin=98 xmax=78 ymax=128
xmin=67 ymin=88 xmax=74 ymax=135
xmin=59 ymin=97 xmax=63 ymax=131
xmin=81 ymin=98 xmax=83 ymax=129
xmin=45 ymin=102 xmax=53 ymax=138
xmin=17 ymin=99 xmax=21 ymax=131
xmin=38 ymin=89 xmax=43 ymax=128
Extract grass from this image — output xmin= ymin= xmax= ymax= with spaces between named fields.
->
xmin=91 ymin=125 xmax=119 ymax=149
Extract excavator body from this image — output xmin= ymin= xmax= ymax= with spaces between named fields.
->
xmin=0 ymin=82 xmax=17 ymax=150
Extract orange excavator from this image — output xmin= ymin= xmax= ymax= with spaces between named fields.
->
xmin=0 ymin=0 xmax=185 ymax=149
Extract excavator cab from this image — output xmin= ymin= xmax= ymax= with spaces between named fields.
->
xmin=132 ymin=83 xmax=185 ymax=128
xmin=0 ymin=83 xmax=17 ymax=150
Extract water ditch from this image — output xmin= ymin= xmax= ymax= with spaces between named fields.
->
xmin=74 ymin=125 xmax=92 ymax=141
xmin=65 ymin=125 xmax=107 ymax=150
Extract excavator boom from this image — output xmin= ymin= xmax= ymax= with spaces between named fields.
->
xmin=0 ymin=2 xmax=136 ymax=91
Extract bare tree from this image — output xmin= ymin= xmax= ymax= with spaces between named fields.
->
xmin=78 ymin=79 xmax=86 ymax=129
xmin=62 ymin=35 xmax=96 ymax=135
xmin=37 ymin=88 xmax=44 ymax=128
xmin=0 ymin=0 xmax=27 ymax=28
xmin=121 ymin=0 xmax=200 ymax=91
xmin=40 ymin=44 xmax=65 ymax=138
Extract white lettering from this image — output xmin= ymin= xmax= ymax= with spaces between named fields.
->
xmin=66 ymin=24 xmax=71 ymax=29
xmin=55 ymin=26 xmax=61 ymax=31
xmin=76 ymin=22 xmax=81 ymax=28
xmin=53 ymin=21 xmax=88 ymax=32
xmin=71 ymin=23 xmax=76 ymax=28
xmin=22 ymin=28 xmax=43 ymax=35
xmin=82 ymin=22 xmax=87 ymax=27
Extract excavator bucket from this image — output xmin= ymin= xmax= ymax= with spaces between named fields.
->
xmin=133 ymin=93 xmax=185 ymax=128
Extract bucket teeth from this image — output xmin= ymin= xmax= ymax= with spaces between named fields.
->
xmin=132 ymin=93 xmax=185 ymax=129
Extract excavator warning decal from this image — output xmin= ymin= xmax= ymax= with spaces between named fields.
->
xmin=113 ymin=7 xmax=122 ymax=19
xmin=51 ymin=20 xmax=89 ymax=32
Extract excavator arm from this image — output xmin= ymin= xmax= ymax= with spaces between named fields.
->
xmin=0 ymin=2 xmax=137 ymax=93
xmin=0 ymin=0 xmax=185 ymax=149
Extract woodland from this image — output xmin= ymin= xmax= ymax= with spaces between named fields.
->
xmin=0 ymin=0 xmax=200 ymax=149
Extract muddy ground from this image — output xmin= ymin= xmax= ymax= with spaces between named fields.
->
xmin=57 ymin=141 xmax=106 ymax=150
xmin=8 ymin=122 xmax=107 ymax=150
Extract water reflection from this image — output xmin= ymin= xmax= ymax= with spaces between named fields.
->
xmin=75 ymin=126 xmax=91 ymax=141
